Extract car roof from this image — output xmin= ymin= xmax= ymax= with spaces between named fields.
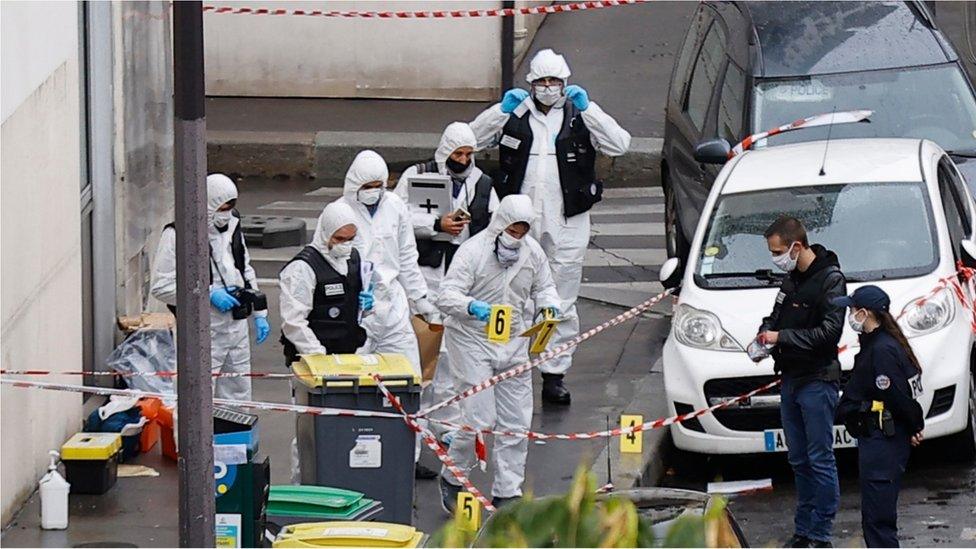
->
xmin=739 ymin=1 xmax=952 ymax=78
xmin=722 ymin=138 xmax=924 ymax=194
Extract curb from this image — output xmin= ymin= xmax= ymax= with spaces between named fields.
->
xmin=590 ymin=357 xmax=669 ymax=491
xmin=208 ymin=130 xmax=662 ymax=184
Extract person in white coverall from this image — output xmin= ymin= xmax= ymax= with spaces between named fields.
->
xmin=470 ymin=48 xmax=631 ymax=405
xmin=279 ymin=201 xmax=374 ymax=485
xmin=339 ymin=150 xmax=436 ymax=373
xmin=436 ymin=194 xmax=561 ymax=512
xmin=393 ymin=122 xmax=500 ymax=443
xmin=150 ymin=173 xmax=270 ymax=402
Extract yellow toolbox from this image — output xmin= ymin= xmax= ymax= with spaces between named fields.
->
xmin=60 ymin=433 xmax=122 ymax=494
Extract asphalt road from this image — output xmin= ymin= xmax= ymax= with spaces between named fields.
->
xmin=661 ymin=438 xmax=976 ymax=547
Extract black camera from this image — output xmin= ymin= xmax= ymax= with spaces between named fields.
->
xmin=230 ymin=288 xmax=268 ymax=320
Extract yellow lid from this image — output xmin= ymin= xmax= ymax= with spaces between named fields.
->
xmin=291 ymin=354 xmax=420 ymax=389
xmin=273 ymin=521 xmax=424 ymax=548
xmin=61 ymin=433 xmax=122 ymax=460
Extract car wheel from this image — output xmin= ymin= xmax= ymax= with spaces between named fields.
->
xmin=945 ymin=367 xmax=976 ymax=462
xmin=664 ymin=175 xmax=690 ymax=261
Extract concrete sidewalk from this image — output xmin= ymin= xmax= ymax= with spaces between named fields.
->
xmin=1 ymin=290 xmax=673 ymax=546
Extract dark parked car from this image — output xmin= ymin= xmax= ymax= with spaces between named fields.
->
xmin=662 ymin=1 xmax=976 ymax=260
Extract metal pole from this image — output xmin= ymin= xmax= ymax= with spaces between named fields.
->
xmin=173 ymin=2 xmax=214 ymax=547
xmin=501 ymin=0 xmax=515 ymax=91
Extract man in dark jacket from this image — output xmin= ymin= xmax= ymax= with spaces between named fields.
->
xmin=756 ymin=216 xmax=847 ymax=548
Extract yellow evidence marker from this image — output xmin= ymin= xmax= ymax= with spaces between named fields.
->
xmin=620 ymin=414 xmax=643 ymax=454
xmin=486 ymin=304 xmax=513 ymax=343
xmin=456 ymin=492 xmax=482 ymax=531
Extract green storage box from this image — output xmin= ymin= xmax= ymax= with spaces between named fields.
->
xmin=267 ymin=486 xmax=384 ymax=534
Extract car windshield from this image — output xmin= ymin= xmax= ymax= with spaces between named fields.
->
xmin=695 ymin=182 xmax=937 ymax=289
xmin=753 ymin=64 xmax=976 ymax=154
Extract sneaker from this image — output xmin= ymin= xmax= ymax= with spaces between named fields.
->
xmin=786 ymin=534 xmax=810 ymax=548
xmin=490 ymin=495 xmax=520 ymax=509
xmin=415 ymin=463 xmax=439 ymax=480
xmin=439 ymin=476 xmax=462 ymax=515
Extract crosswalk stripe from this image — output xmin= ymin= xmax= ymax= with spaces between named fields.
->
xmin=590 ymin=222 xmax=665 ymax=237
xmin=259 ymin=201 xmax=326 ymax=211
xmin=592 ymin=203 xmax=663 ymax=215
xmin=305 ymin=187 xmax=344 ymax=197
xmin=602 ymin=187 xmax=662 ymax=198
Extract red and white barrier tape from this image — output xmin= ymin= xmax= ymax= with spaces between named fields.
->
xmin=728 ymin=110 xmax=873 ymax=159
xmin=372 ymin=375 xmax=496 ymax=513
xmin=0 ymin=378 xmax=405 ymax=420
xmin=0 ymin=369 xmax=304 ymax=379
xmin=416 ymin=288 xmax=674 ymax=419
xmin=202 ymin=1 xmax=648 ymax=19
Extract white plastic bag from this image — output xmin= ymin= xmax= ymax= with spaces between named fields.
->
xmin=106 ymin=328 xmax=176 ymax=394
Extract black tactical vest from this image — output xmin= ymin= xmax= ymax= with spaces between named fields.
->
xmin=280 ymin=247 xmax=368 ymax=365
xmin=495 ymin=102 xmax=601 ymax=217
xmin=412 ymin=160 xmax=494 ymax=271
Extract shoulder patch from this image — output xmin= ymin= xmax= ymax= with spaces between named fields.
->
xmin=875 ymin=374 xmax=891 ymax=391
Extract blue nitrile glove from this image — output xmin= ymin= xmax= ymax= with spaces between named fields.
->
xmin=501 ymin=88 xmax=529 ymax=113
xmin=359 ymin=288 xmax=375 ymax=312
xmin=542 ymin=306 xmax=561 ymax=319
xmin=468 ymin=300 xmax=492 ymax=322
xmin=564 ymin=85 xmax=589 ymax=111
xmin=254 ymin=316 xmax=270 ymax=345
xmin=210 ymin=286 xmax=240 ymax=312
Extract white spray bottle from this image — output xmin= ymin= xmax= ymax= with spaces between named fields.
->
xmin=39 ymin=450 xmax=69 ymax=530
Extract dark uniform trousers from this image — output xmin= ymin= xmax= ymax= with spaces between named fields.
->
xmin=859 ymin=429 xmax=911 ymax=548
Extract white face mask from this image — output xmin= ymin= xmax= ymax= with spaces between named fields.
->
xmin=328 ymin=241 xmax=353 ymax=261
xmin=771 ymin=242 xmax=798 ymax=272
xmin=358 ymin=187 xmax=382 ymax=206
xmin=498 ymin=231 xmax=523 ymax=249
xmin=533 ymin=84 xmax=562 ymax=107
xmin=848 ymin=309 xmax=867 ymax=333
xmin=213 ymin=210 xmax=233 ymax=228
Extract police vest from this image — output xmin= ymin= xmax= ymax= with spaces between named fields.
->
xmin=496 ymin=102 xmax=601 ymax=217
xmin=412 ymin=160 xmax=494 ymax=271
xmin=162 ymin=209 xmax=249 ymax=316
xmin=280 ymin=246 xmax=368 ymax=365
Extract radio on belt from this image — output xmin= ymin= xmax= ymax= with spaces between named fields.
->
xmin=292 ymin=353 xmax=420 ymax=525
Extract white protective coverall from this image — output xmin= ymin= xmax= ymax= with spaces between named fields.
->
xmin=339 ymin=150 xmax=429 ymax=373
xmin=437 ymin=194 xmax=561 ymax=498
xmin=394 ymin=122 xmax=500 ymax=430
xmin=150 ymin=173 xmax=266 ymax=401
xmin=279 ymin=201 xmax=361 ymax=357
xmin=469 ymin=49 xmax=631 ymax=376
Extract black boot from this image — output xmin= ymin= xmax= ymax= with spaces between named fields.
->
xmin=542 ymin=374 xmax=571 ymax=405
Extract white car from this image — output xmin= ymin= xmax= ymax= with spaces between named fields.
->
xmin=659 ymin=138 xmax=976 ymax=458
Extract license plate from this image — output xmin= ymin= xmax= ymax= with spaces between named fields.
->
xmin=763 ymin=426 xmax=856 ymax=452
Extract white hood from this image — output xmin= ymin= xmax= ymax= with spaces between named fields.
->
xmin=434 ymin=122 xmax=478 ymax=175
xmin=486 ymin=194 xmax=535 ymax=238
xmin=207 ymin=173 xmax=238 ymax=217
xmin=311 ymin=200 xmax=359 ymax=256
xmin=525 ymin=48 xmax=571 ymax=83
xmin=343 ymin=150 xmax=389 ymax=202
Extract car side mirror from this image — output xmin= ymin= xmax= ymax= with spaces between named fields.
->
xmin=962 ymin=239 xmax=976 ymax=268
xmin=693 ymin=139 xmax=731 ymax=165
xmin=659 ymin=257 xmax=683 ymax=289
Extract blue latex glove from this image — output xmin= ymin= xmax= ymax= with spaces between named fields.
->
xmin=542 ymin=306 xmax=561 ymax=319
xmin=500 ymin=88 xmax=529 ymax=113
xmin=359 ymin=289 xmax=375 ymax=312
xmin=210 ymin=286 xmax=240 ymax=312
xmin=254 ymin=316 xmax=270 ymax=345
xmin=468 ymin=300 xmax=491 ymax=322
xmin=564 ymin=85 xmax=589 ymax=111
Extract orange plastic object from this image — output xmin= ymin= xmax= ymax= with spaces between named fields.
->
xmin=156 ymin=405 xmax=177 ymax=461
xmin=137 ymin=398 xmax=163 ymax=453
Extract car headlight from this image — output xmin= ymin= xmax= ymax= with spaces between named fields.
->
xmin=673 ymin=304 xmax=743 ymax=352
xmin=900 ymin=288 xmax=955 ymax=337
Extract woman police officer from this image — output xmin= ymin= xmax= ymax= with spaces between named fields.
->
xmin=833 ymin=285 xmax=925 ymax=548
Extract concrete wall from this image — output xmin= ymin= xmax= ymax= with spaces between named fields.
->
xmin=204 ymin=1 xmax=547 ymax=100
xmin=113 ymin=1 xmax=175 ymax=316
xmin=0 ymin=1 xmax=84 ymax=524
